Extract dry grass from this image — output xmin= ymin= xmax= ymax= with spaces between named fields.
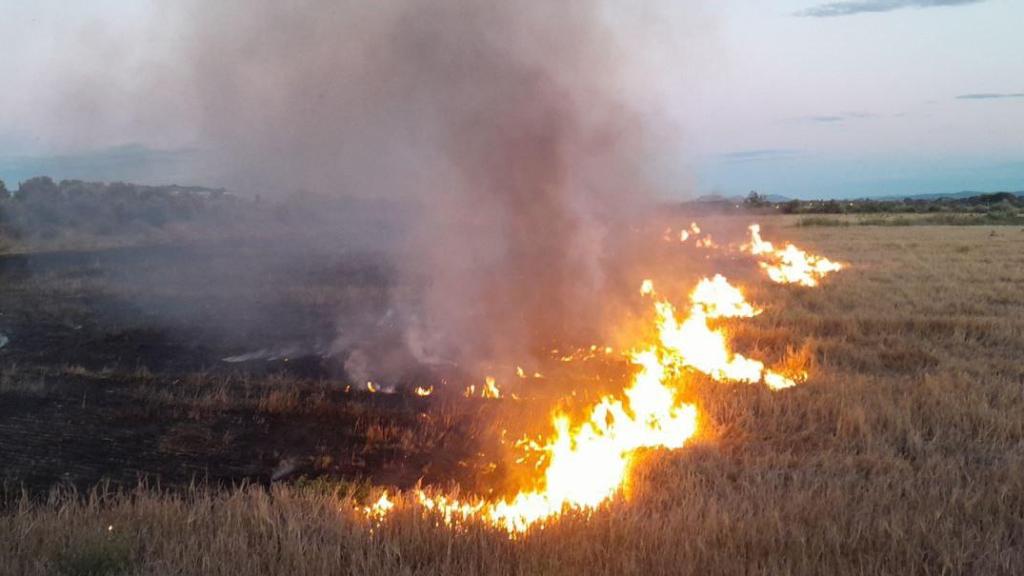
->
xmin=3 ymin=219 xmax=1024 ymax=575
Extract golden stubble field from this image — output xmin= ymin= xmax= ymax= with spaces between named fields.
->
xmin=3 ymin=218 xmax=1024 ymax=575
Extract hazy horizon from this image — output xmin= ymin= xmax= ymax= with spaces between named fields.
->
xmin=0 ymin=0 xmax=1021 ymax=199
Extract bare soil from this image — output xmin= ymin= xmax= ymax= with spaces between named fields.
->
xmin=0 ymin=243 xmax=478 ymax=494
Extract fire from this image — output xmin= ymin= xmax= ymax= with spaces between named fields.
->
xmin=464 ymin=377 xmax=503 ymax=399
xmin=744 ymin=224 xmax=843 ymax=286
xmin=555 ymin=344 xmax=617 ymax=363
xmin=366 ymin=381 xmax=379 ymax=393
xmin=364 ymin=492 xmax=394 ymax=519
xmin=407 ymin=344 xmax=699 ymax=533
xmin=667 ymin=222 xmax=702 ymax=244
xmin=359 ymin=223 xmax=841 ymax=534
xmin=650 ymin=276 xmax=800 ymax=389
xmin=695 ymin=235 xmax=716 ymax=249
xmin=690 ymin=274 xmax=760 ymax=318
xmin=482 ymin=376 xmax=501 ymax=399
xmin=414 ymin=385 xmax=433 ymax=397
xmin=363 ymin=277 xmax=800 ymax=533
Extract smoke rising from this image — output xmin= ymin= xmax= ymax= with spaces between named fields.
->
xmin=2 ymin=1 xmax=700 ymax=387
xmin=175 ymin=0 xmax=691 ymax=383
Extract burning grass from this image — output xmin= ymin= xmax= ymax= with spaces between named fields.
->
xmin=3 ymin=217 xmax=1024 ymax=573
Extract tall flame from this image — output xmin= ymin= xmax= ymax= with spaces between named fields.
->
xmin=359 ymin=225 xmax=840 ymax=535
xmin=651 ymin=275 xmax=799 ymax=390
xmin=413 ymin=343 xmax=699 ymax=533
xmin=744 ymin=224 xmax=842 ymax=287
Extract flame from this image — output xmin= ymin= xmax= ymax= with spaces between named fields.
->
xmin=482 ymin=376 xmax=501 ymax=399
xmin=408 ymin=345 xmax=699 ymax=533
xmin=366 ymin=381 xmax=379 ymax=393
xmin=464 ymin=377 xmax=502 ymax=399
xmin=414 ymin=385 xmax=433 ymax=397
xmin=695 ymin=235 xmax=716 ymax=249
xmin=364 ymin=492 xmax=394 ymax=519
xmin=555 ymin=344 xmax=617 ymax=363
xmin=367 ymin=278 xmax=796 ymax=533
xmin=744 ymin=224 xmax=842 ymax=287
xmin=671 ymin=222 xmax=701 ymax=243
xmin=359 ymin=225 xmax=840 ymax=535
xmin=652 ymin=275 xmax=801 ymax=389
xmin=690 ymin=274 xmax=760 ymax=318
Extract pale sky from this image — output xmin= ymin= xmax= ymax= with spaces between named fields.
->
xmin=0 ymin=0 xmax=1021 ymax=198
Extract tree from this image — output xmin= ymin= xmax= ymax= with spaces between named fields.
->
xmin=17 ymin=176 xmax=59 ymax=202
xmin=744 ymin=190 xmax=769 ymax=208
xmin=780 ymin=199 xmax=802 ymax=214
xmin=0 ymin=179 xmax=8 ymax=198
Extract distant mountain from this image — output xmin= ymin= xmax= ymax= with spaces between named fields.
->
xmin=689 ymin=193 xmax=791 ymax=203
xmin=856 ymin=190 xmax=1024 ymax=202
xmin=688 ymin=190 xmax=1024 ymax=203
xmin=690 ymin=194 xmax=735 ymax=203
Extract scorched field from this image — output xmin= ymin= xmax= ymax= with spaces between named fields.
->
xmin=2 ymin=216 xmax=1023 ymax=575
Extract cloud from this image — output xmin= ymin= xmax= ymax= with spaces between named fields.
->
xmin=719 ymin=149 xmax=805 ymax=163
xmin=956 ymin=93 xmax=1024 ymax=100
xmin=786 ymin=111 xmax=883 ymax=125
xmin=797 ymin=0 xmax=986 ymax=17
xmin=805 ymin=115 xmax=846 ymax=123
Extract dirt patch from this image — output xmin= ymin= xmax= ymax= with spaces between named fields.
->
xmin=0 ymin=244 xmax=484 ymax=495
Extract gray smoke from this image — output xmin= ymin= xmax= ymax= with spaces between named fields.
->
xmin=174 ymin=0 xmax=692 ymax=381
xmin=0 ymin=1 xmax=701 ymax=386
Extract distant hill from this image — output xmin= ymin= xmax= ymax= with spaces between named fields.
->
xmin=865 ymin=190 xmax=1024 ymax=202
xmin=688 ymin=190 xmax=1023 ymax=203
xmin=691 ymin=193 xmax=791 ymax=204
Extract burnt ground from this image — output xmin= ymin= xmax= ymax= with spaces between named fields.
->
xmin=0 ymin=242 xmax=495 ymax=496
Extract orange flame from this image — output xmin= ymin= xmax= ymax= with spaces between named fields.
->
xmin=483 ymin=376 xmax=501 ymax=399
xmin=695 ymin=235 xmax=716 ymax=249
xmin=414 ymin=386 xmax=433 ymax=397
xmin=408 ymin=345 xmax=699 ymax=533
xmin=364 ymin=492 xmax=394 ymax=519
xmin=464 ymin=377 xmax=502 ymax=399
xmin=744 ymin=224 xmax=843 ymax=286
xmin=648 ymin=276 xmax=799 ymax=389
xmin=360 ymin=225 xmax=839 ymax=534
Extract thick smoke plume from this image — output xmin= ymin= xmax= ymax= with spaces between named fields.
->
xmin=177 ymin=1 xmax=687 ymax=383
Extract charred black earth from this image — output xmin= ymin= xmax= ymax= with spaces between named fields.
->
xmin=0 ymin=242 xmax=491 ymax=496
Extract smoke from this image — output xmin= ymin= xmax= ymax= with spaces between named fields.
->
xmin=171 ymin=0 xmax=699 ymax=383
xmin=4 ymin=1 xmax=704 ymax=386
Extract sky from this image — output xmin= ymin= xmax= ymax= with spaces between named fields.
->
xmin=0 ymin=0 xmax=1021 ymax=199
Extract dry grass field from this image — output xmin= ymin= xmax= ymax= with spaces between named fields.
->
xmin=3 ymin=217 xmax=1024 ymax=575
